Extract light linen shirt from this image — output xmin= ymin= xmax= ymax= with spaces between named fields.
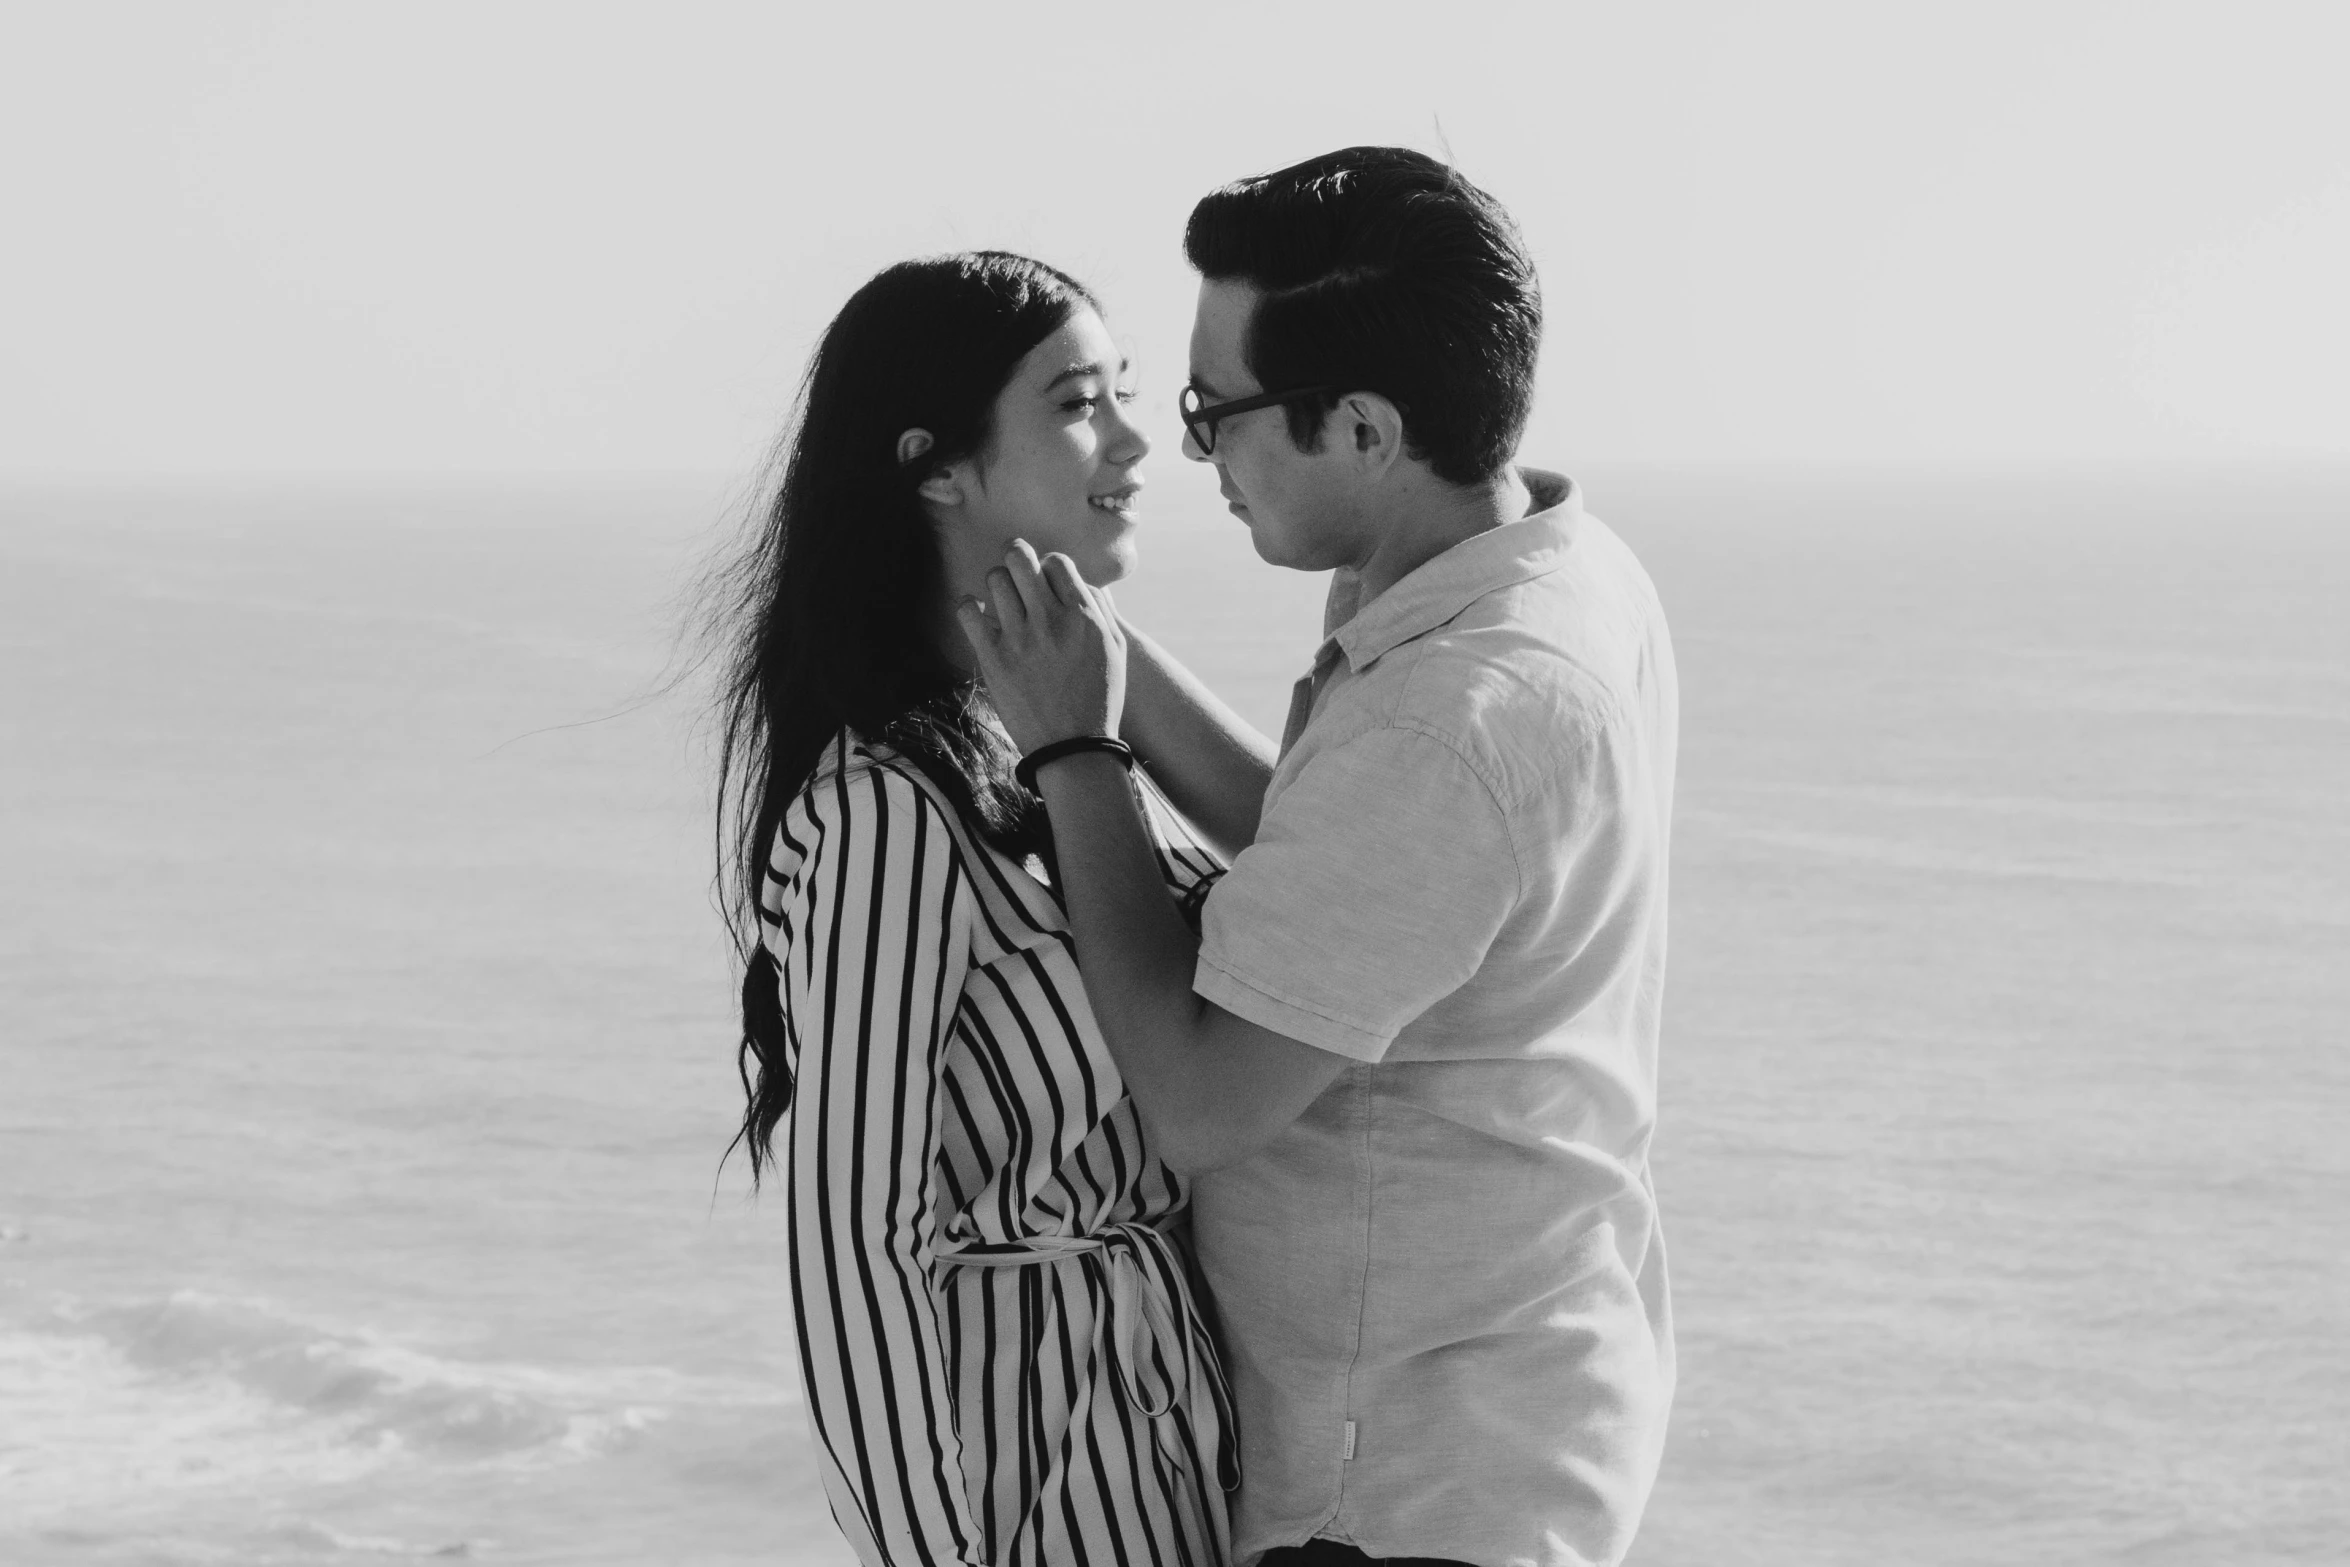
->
xmin=1191 ymin=469 xmax=1678 ymax=1567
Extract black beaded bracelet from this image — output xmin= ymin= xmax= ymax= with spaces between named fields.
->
xmin=1014 ymin=735 xmax=1136 ymax=794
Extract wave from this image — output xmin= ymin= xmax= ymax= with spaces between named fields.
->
xmin=0 ymin=1289 xmax=783 ymax=1521
xmin=68 ymin=1292 xmax=659 ymax=1460
xmin=27 ymin=1519 xmax=490 ymax=1564
xmin=261 ymin=1519 xmax=486 ymax=1558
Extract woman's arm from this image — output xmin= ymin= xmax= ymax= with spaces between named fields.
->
xmin=1117 ymin=616 xmax=1276 ymax=861
xmin=780 ymin=763 xmax=988 ymax=1567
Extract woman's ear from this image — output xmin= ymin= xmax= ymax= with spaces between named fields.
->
xmin=899 ymin=429 xmax=962 ymax=507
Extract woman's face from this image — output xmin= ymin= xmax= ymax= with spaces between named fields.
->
xmin=937 ymin=306 xmax=1150 ymax=588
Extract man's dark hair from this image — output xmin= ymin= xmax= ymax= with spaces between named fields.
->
xmin=1183 ymin=145 xmax=1540 ymax=486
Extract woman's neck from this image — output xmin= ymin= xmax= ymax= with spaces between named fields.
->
xmin=928 ymin=587 xmax=981 ymax=681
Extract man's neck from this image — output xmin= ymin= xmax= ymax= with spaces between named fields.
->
xmin=1349 ymin=464 xmax=1533 ymax=607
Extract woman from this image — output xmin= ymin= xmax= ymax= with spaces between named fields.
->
xmin=713 ymin=253 xmax=1236 ymax=1567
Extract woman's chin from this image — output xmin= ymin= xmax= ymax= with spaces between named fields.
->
xmin=1076 ymin=535 xmax=1138 ymax=587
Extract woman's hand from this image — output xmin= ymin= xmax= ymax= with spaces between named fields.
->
xmin=956 ymin=540 xmax=1128 ymax=755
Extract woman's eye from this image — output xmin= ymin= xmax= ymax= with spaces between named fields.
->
xmin=1062 ymin=394 xmax=1099 ymax=414
xmin=1114 ymin=387 xmax=1139 ymax=405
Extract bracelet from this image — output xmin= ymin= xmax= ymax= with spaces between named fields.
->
xmin=1014 ymin=735 xmax=1136 ymax=794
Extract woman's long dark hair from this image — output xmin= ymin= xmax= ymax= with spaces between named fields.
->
xmin=714 ymin=251 xmax=1097 ymax=1184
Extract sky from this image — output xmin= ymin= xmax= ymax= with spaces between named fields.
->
xmin=2 ymin=0 xmax=2345 ymax=479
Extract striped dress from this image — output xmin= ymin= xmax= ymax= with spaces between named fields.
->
xmin=759 ymin=733 xmax=1237 ymax=1567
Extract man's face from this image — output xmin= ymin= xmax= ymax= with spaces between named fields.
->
xmin=1184 ymin=278 xmax=1358 ymax=571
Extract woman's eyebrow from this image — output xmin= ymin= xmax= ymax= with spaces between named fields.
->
xmin=1042 ymin=356 xmax=1133 ymax=392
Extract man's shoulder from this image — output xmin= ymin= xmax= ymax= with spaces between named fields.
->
xmin=1377 ymin=578 xmax=1647 ymax=809
xmin=1306 ymin=498 xmax=1674 ymax=810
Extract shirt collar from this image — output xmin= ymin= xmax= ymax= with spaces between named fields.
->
xmin=1322 ymin=467 xmax=1586 ymax=673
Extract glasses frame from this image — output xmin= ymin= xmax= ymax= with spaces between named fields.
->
xmin=1179 ymin=381 xmax=1334 ymax=455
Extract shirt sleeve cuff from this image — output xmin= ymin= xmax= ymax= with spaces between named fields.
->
xmin=1193 ymin=952 xmax=1394 ymax=1063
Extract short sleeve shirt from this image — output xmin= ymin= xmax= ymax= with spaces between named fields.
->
xmin=1191 ymin=470 xmax=1680 ymax=1567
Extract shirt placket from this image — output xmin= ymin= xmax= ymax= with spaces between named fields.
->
xmin=1278 ymin=642 xmax=1346 ymax=760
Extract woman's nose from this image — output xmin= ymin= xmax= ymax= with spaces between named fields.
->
xmin=1109 ymin=401 xmax=1151 ymax=464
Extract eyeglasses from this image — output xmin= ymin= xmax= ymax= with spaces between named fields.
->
xmin=1178 ymin=381 xmax=1333 ymax=456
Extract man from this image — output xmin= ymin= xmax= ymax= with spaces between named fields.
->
xmin=960 ymin=146 xmax=1678 ymax=1567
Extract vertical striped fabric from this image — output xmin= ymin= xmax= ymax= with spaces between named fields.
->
xmin=760 ymin=734 xmax=1237 ymax=1567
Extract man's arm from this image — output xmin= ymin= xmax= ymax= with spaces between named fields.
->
xmin=959 ymin=546 xmax=1346 ymax=1175
xmin=1030 ymin=750 xmax=1347 ymax=1175
xmin=1117 ymin=617 xmax=1276 ymax=862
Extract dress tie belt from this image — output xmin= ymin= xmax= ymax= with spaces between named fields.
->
xmin=939 ymin=1220 xmax=1240 ymax=1557
xmin=937 ymin=1222 xmax=1226 ymax=1426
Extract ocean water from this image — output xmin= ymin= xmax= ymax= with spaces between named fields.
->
xmin=2 ymin=466 xmax=2343 ymax=1566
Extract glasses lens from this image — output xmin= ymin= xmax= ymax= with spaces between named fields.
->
xmin=1180 ymin=388 xmax=1214 ymax=455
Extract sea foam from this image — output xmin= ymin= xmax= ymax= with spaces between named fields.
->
xmin=0 ymin=1289 xmax=752 ymax=1521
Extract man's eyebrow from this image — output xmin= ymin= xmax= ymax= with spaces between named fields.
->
xmin=1187 ymin=372 xmax=1224 ymax=398
xmin=1043 ymin=358 xmax=1129 ymax=391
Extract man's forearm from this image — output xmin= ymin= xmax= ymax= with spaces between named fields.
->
xmin=1031 ymin=752 xmax=1352 ymax=1175
xmin=1119 ymin=620 xmax=1275 ymax=861
xmin=1032 ymin=754 xmax=1226 ymax=1156
xmin=964 ymin=545 xmax=1350 ymax=1171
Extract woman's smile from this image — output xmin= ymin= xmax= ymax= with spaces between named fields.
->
xmin=1089 ymin=481 xmax=1142 ymax=517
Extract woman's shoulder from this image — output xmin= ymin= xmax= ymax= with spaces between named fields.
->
xmin=764 ymin=730 xmax=1073 ymax=962
xmin=801 ymin=731 xmax=956 ymax=816
xmin=767 ymin=733 xmax=968 ymax=887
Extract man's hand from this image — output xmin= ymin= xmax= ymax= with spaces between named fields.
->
xmin=958 ymin=541 xmax=1127 ymax=754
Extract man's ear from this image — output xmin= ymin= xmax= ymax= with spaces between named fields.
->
xmin=899 ymin=429 xmax=963 ymax=506
xmin=1340 ymin=393 xmax=1406 ymax=477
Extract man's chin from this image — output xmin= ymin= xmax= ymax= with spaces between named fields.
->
xmin=1241 ymin=525 xmax=1301 ymax=570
